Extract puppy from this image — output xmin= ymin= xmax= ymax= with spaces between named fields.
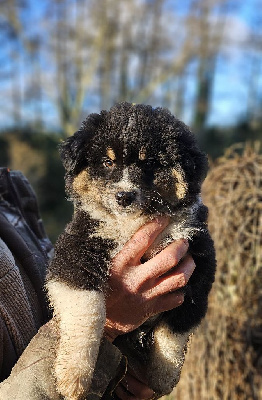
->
xmin=46 ymin=102 xmax=216 ymax=399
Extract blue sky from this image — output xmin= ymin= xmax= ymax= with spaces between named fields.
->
xmin=0 ymin=0 xmax=261 ymax=131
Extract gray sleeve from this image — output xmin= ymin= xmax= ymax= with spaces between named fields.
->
xmin=0 ymin=238 xmax=42 ymax=382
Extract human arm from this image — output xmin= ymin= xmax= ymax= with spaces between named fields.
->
xmin=104 ymin=217 xmax=195 ymax=399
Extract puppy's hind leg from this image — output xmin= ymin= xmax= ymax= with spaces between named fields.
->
xmin=47 ymin=280 xmax=106 ymax=400
xmin=146 ymin=322 xmax=192 ymax=395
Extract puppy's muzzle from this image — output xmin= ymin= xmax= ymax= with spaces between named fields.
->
xmin=116 ymin=191 xmax=137 ymax=207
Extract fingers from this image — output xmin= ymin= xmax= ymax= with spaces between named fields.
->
xmin=113 ymin=217 xmax=169 ymax=269
xmin=144 ymin=254 xmax=196 ymax=298
xmin=149 ymin=291 xmax=185 ymax=314
xmin=132 ymin=239 xmax=189 ymax=290
xmin=141 ymin=254 xmax=196 ymax=315
xmin=114 ymin=371 xmax=155 ymax=400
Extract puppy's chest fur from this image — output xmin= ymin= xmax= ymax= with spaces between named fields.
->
xmin=87 ymin=196 xmax=204 ymax=259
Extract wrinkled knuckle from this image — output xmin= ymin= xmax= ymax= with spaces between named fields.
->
xmin=133 ymin=230 xmax=151 ymax=246
xmin=141 ymin=231 xmax=154 ymax=248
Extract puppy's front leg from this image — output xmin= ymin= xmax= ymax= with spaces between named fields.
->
xmin=47 ymin=280 xmax=106 ymax=400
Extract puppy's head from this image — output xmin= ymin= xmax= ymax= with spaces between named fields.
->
xmin=60 ymin=102 xmax=208 ymax=218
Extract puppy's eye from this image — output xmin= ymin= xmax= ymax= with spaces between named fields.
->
xmin=103 ymin=159 xmax=115 ymax=168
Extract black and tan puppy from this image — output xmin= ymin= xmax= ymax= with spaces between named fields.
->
xmin=46 ymin=102 xmax=216 ymax=399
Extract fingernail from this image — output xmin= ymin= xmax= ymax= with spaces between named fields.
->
xmin=154 ymin=216 xmax=169 ymax=226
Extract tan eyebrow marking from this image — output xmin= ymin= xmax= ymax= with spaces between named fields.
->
xmin=172 ymin=168 xmax=188 ymax=199
xmin=73 ymin=169 xmax=91 ymax=195
xmin=139 ymin=147 xmax=147 ymax=161
xmin=106 ymin=147 xmax=116 ymax=160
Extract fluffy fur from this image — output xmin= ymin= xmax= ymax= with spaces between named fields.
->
xmin=46 ymin=102 xmax=216 ymax=399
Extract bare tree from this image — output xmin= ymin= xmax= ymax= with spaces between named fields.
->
xmin=245 ymin=0 xmax=262 ymax=125
xmin=41 ymin=0 xmax=173 ymax=136
xmin=188 ymin=0 xmax=238 ymax=132
xmin=1 ymin=0 xmax=262 ymax=137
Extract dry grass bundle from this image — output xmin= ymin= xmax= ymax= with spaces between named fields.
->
xmin=171 ymin=143 xmax=262 ymax=400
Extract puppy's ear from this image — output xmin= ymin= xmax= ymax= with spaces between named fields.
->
xmin=59 ymin=112 xmax=103 ymax=175
xmin=59 ymin=133 xmax=87 ymax=176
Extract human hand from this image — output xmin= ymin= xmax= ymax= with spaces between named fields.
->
xmin=114 ymin=367 xmax=155 ymax=400
xmin=104 ymin=216 xmax=195 ymax=342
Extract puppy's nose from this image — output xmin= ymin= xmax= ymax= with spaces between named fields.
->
xmin=116 ymin=191 xmax=137 ymax=207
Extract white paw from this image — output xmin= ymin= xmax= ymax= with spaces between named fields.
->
xmin=55 ymin=353 xmax=93 ymax=400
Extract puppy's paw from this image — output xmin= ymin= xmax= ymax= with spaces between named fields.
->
xmin=55 ymin=352 xmax=93 ymax=400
